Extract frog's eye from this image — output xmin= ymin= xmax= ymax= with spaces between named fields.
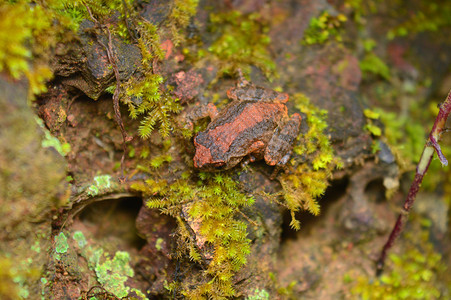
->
xmin=214 ymin=162 xmax=226 ymax=170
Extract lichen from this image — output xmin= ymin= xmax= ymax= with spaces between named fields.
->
xmin=72 ymin=230 xmax=145 ymax=299
xmin=91 ymin=250 xmax=135 ymax=298
xmin=86 ymin=175 xmax=115 ymax=197
xmin=0 ymin=256 xmax=40 ymax=300
xmin=54 ymin=232 xmax=69 ymax=255
xmin=73 ymin=231 xmax=88 ymax=249
xmin=247 ymin=288 xmax=270 ymax=300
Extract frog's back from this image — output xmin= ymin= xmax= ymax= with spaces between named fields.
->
xmin=199 ymin=101 xmax=286 ymax=155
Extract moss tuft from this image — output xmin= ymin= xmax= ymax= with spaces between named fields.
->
xmin=133 ymin=171 xmax=254 ymax=298
xmin=207 ymin=11 xmax=276 ymax=79
xmin=350 ymin=228 xmax=449 ymax=299
xmin=168 ymin=0 xmax=199 ymax=46
xmin=278 ymin=93 xmax=340 ymax=230
xmin=302 ymin=11 xmax=347 ymax=45
xmin=121 ymin=19 xmax=182 ymax=139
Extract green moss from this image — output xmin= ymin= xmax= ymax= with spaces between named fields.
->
xmin=360 ymin=53 xmax=391 ymax=80
xmin=350 ymin=229 xmax=449 ymax=299
xmin=168 ymin=0 xmax=200 ymax=46
xmin=208 ymin=11 xmax=276 ymax=79
xmin=302 ymin=11 xmax=347 ymax=45
xmin=35 ymin=117 xmax=71 ymax=156
xmin=133 ymin=171 xmax=254 ymax=298
xmin=386 ymin=2 xmax=451 ymax=39
xmin=121 ymin=19 xmax=182 ymax=139
xmin=278 ymin=93 xmax=340 ymax=230
xmin=375 ymin=107 xmax=426 ymax=168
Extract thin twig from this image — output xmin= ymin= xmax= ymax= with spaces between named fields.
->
xmin=377 ymin=89 xmax=451 ymax=274
xmin=83 ymin=3 xmax=132 ymax=182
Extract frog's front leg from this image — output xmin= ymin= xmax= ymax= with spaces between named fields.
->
xmin=264 ymin=113 xmax=302 ymax=167
xmin=179 ymin=103 xmax=218 ymax=131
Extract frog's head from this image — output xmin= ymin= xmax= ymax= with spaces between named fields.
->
xmin=193 ymin=140 xmax=227 ymax=171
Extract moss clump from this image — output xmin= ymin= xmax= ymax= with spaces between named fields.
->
xmin=302 ymin=11 xmax=347 ymax=45
xmin=168 ymin=0 xmax=200 ymax=46
xmin=350 ymin=229 xmax=449 ymax=299
xmin=386 ymin=1 xmax=451 ymax=39
xmin=278 ymin=93 xmax=340 ymax=230
xmin=121 ymin=19 xmax=182 ymax=139
xmin=132 ymin=171 xmax=254 ymax=299
xmin=207 ymin=11 xmax=276 ymax=79
xmin=359 ymin=39 xmax=391 ymax=80
xmin=0 ymin=1 xmax=64 ymax=96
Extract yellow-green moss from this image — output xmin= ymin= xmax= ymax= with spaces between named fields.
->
xmin=279 ymin=93 xmax=341 ymax=230
xmin=168 ymin=0 xmax=199 ymax=46
xmin=349 ymin=227 xmax=450 ymax=299
xmin=302 ymin=11 xmax=347 ymax=45
xmin=386 ymin=2 xmax=451 ymax=39
xmin=207 ymin=11 xmax=276 ymax=79
xmin=132 ymin=171 xmax=254 ymax=299
xmin=121 ymin=19 xmax=182 ymax=139
xmin=0 ymin=2 xmax=57 ymax=96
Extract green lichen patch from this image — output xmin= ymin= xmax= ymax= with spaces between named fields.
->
xmin=207 ymin=11 xmax=276 ymax=79
xmin=55 ymin=232 xmax=69 ymax=255
xmin=71 ymin=229 xmax=145 ymax=299
xmin=247 ymin=288 xmax=270 ymax=300
xmin=86 ymin=175 xmax=115 ymax=197
xmin=73 ymin=231 xmax=88 ymax=249
xmin=133 ymin=171 xmax=254 ymax=298
xmin=90 ymin=250 xmax=135 ymax=298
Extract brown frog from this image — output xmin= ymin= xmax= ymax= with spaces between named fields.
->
xmin=190 ymin=72 xmax=301 ymax=172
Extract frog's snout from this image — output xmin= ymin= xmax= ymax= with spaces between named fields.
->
xmin=193 ymin=141 xmax=213 ymax=169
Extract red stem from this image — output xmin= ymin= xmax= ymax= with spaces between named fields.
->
xmin=377 ymin=90 xmax=451 ymax=273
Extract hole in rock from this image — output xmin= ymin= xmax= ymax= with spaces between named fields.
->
xmin=78 ymin=196 xmax=147 ymax=250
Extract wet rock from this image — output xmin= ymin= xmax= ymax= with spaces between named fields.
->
xmin=55 ymin=19 xmax=142 ymax=100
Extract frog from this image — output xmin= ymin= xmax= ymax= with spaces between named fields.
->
xmin=189 ymin=71 xmax=301 ymax=172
